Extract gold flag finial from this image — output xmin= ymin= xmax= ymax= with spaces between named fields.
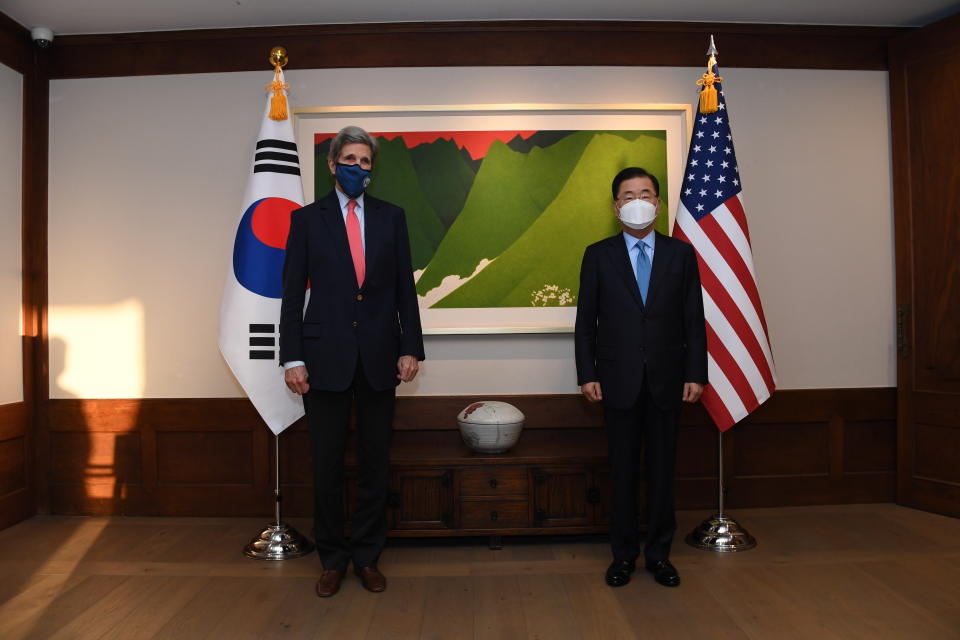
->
xmin=696 ymin=35 xmax=723 ymax=114
xmin=269 ymin=46 xmax=288 ymax=68
xmin=266 ymin=47 xmax=290 ymax=121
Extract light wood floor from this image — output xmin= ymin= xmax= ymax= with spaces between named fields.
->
xmin=0 ymin=504 xmax=958 ymax=639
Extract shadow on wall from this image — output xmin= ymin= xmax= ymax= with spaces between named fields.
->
xmin=49 ymin=331 xmax=142 ymax=516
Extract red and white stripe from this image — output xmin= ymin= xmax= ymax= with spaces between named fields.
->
xmin=674 ymin=193 xmax=776 ymax=431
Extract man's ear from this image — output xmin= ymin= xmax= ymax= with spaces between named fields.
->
xmin=327 ymin=157 xmax=336 ymax=175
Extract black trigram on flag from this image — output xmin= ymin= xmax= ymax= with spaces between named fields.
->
xmin=249 ymin=324 xmax=277 ymax=360
xmin=253 ymin=139 xmax=300 ymax=176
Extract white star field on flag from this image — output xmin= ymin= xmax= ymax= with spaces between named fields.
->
xmin=679 ymin=91 xmax=741 ymax=221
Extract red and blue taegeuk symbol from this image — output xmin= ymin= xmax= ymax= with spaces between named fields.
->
xmin=232 ymin=197 xmax=299 ymax=298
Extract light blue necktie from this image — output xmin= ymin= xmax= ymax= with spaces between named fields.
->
xmin=635 ymin=240 xmax=651 ymax=304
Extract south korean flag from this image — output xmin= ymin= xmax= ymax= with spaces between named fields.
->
xmin=218 ymin=69 xmax=305 ymax=435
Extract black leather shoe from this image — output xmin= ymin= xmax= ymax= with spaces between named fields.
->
xmin=645 ymin=560 xmax=680 ymax=587
xmin=605 ymin=560 xmax=636 ymax=587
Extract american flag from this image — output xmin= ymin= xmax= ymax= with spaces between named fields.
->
xmin=672 ymin=65 xmax=777 ymax=431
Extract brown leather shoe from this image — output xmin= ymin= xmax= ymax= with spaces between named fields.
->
xmin=354 ymin=565 xmax=386 ymax=593
xmin=315 ymin=569 xmax=345 ymax=597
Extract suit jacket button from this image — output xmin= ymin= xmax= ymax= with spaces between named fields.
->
xmin=352 ymin=321 xmax=358 ymax=327
xmin=356 ymin=294 xmax=363 ymax=301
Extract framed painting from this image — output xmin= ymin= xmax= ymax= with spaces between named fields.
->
xmin=293 ymin=104 xmax=692 ymax=334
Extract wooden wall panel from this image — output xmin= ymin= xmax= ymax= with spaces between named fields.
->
xmin=844 ymin=420 xmax=896 ymax=473
xmin=50 ymin=431 xmax=141 ymax=485
xmin=43 ymin=388 xmax=895 ymax=517
xmin=0 ymin=10 xmax=30 ymax=74
xmin=732 ymin=422 xmax=831 ymax=478
xmin=0 ymin=9 xmax=43 ymax=531
xmin=47 ymin=399 xmax=273 ymax=516
xmin=0 ymin=402 xmax=28 ymax=529
xmin=0 ymin=402 xmax=26 ymax=442
xmin=279 ymin=429 xmax=312 ymax=486
xmin=0 ymin=437 xmax=26 ymax=496
xmin=21 ymin=30 xmax=51 ymax=519
xmin=44 ymin=21 xmax=904 ymax=79
xmin=156 ymin=432 xmax=254 ymax=485
xmin=675 ymin=424 xmax=718 ymax=480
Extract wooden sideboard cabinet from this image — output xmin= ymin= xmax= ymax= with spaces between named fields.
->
xmin=357 ymin=428 xmax=619 ymax=539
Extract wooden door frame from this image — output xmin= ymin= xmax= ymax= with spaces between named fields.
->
xmin=889 ymin=12 xmax=960 ymax=515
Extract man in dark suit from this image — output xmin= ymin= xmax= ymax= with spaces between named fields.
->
xmin=279 ymin=126 xmax=424 ymax=598
xmin=574 ymin=167 xmax=707 ymax=588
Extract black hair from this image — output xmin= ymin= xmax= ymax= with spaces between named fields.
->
xmin=611 ymin=167 xmax=660 ymax=200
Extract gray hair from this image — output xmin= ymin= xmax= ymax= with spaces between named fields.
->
xmin=328 ymin=125 xmax=378 ymax=163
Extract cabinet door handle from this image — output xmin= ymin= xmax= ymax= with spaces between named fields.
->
xmin=489 ymin=477 xmax=499 ymax=489
xmin=490 ymin=510 xmax=499 ymax=521
xmin=440 ymin=471 xmax=452 ymax=488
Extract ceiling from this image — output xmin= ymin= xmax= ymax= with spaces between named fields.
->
xmin=2 ymin=0 xmax=958 ymax=36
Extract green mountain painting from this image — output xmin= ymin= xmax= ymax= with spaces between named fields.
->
xmin=313 ymin=129 xmax=668 ymax=308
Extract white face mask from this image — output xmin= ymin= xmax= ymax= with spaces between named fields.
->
xmin=618 ymin=198 xmax=657 ymax=230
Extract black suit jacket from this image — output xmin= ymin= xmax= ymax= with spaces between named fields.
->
xmin=279 ymin=191 xmax=425 ymax=391
xmin=574 ymin=231 xmax=707 ymax=411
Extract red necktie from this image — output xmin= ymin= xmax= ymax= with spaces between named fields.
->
xmin=346 ymin=199 xmax=365 ymax=287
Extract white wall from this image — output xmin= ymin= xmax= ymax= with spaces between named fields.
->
xmin=47 ymin=66 xmax=894 ymax=399
xmin=0 ymin=62 xmax=22 ymax=406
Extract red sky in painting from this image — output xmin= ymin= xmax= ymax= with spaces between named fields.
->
xmin=314 ymin=131 xmax=537 ymax=160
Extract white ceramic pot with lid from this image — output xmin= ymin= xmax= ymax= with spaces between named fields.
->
xmin=456 ymin=401 xmax=525 ymax=454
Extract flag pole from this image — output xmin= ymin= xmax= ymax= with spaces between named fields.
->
xmin=274 ymin=432 xmax=281 ymax=527
xmin=244 ymin=430 xmax=315 ymax=560
xmin=240 ymin=45 xmax=315 ymax=562
xmin=683 ymin=35 xmax=761 ymax=553
xmin=685 ymin=429 xmax=757 ymax=552
xmin=717 ymin=429 xmax=724 ymax=518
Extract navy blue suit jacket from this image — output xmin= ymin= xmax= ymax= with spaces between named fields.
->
xmin=574 ymin=231 xmax=708 ymax=410
xmin=279 ymin=191 xmax=425 ymax=391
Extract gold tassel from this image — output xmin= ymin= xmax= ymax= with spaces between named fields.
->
xmin=696 ymin=55 xmax=723 ymax=114
xmin=266 ymin=65 xmax=290 ymax=121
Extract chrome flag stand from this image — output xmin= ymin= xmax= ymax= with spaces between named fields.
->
xmin=686 ymin=430 xmax=756 ymax=552
xmin=244 ymin=433 xmax=314 ymax=559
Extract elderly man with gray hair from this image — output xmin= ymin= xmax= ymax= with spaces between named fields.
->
xmin=279 ymin=126 xmax=425 ymax=598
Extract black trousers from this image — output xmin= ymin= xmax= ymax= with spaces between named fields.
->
xmin=304 ymin=359 xmax=395 ymax=571
xmin=603 ymin=377 xmax=679 ymax=565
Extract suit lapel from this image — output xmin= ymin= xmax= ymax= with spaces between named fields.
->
xmin=318 ymin=192 xmax=354 ymax=281
xmin=605 ymin=236 xmax=644 ymax=309
xmin=645 ymin=232 xmax=673 ymax=309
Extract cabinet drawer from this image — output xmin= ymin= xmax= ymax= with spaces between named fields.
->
xmin=461 ymin=500 xmax=529 ymax=529
xmin=461 ymin=469 xmax=528 ymax=496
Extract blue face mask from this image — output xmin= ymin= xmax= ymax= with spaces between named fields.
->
xmin=335 ymin=163 xmax=372 ymax=198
